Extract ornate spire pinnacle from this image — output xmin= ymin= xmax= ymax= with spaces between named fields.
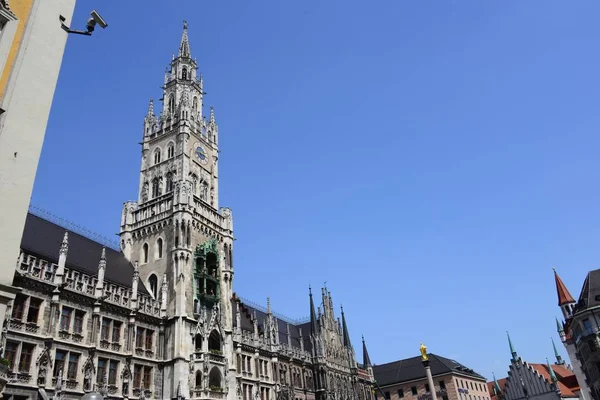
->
xmin=266 ymin=297 xmax=272 ymax=315
xmin=179 ymin=20 xmax=191 ymax=58
xmin=547 ymin=358 xmax=559 ymax=383
xmin=60 ymin=232 xmax=69 ymax=255
xmin=507 ymin=331 xmax=518 ymax=361
xmin=99 ymin=247 xmax=106 ymax=267
xmin=147 ymin=99 xmax=154 ymax=117
xmin=309 ymin=286 xmax=317 ymax=335
xmin=555 ymin=317 xmax=564 ymax=333
xmin=209 ymin=106 xmax=216 ymax=124
xmin=552 ymin=338 xmax=564 ymax=365
xmin=362 ymin=335 xmax=372 ymax=367
xmin=553 ymin=267 xmax=576 ymax=306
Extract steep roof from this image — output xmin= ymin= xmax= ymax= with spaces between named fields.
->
xmin=574 ymin=269 xmax=600 ymax=311
xmin=21 ymin=212 xmax=147 ymax=294
xmin=373 ymin=354 xmax=486 ymax=387
xmin=490 ymin=364 xmax=580 ymax=400
xmin=554 ymin=269 xmax=576 ymax=306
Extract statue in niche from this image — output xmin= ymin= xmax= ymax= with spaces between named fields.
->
xmin=142 ymin=182 xmax=149 ymax=203
xmin=83 ymin=367 xmax=92 ymax=392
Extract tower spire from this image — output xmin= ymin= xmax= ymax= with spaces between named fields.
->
xmin=552 ymin=338 xmax=564 ymax=365
xmin=507 ymin=331 xmax=518 ymax=361
xmin=309 ymin=286 xmax=317 ymax=334
xmin=179 ymin=20 xmax=191 ymax=58
xmin=492 ymin=373 xmax=502 ymax=397
xmin=547 ymin=358 xmax=559 ymax=383
xmin=362 ymin=335 xmax=372 ymax=367
xmin=341 ymin=305 xmax=352 ymax=348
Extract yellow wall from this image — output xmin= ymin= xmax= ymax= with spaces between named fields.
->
xmin=0 ymin=0 xmax=35 ymax=100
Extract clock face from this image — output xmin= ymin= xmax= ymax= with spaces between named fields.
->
xmin=195 ymin=144 xmax=208 ymax=165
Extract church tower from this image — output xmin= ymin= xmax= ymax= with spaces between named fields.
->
xmin=120 ymin=22 xmax=235 ymax=400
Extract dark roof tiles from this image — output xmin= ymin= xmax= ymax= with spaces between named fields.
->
xmin=373 ymin=354 xmax=485 ymax=387
xmin=21 ymin=213 xmax=147 ymax=294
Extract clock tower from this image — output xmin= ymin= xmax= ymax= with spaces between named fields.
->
xmin=119 ymin=21 xmax=235 ymax=400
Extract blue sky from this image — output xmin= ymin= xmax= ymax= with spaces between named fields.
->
xmin=32 ymin=0 xmax=600 ymax=380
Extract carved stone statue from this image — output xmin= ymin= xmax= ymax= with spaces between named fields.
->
xmin=420 ymin=343 xmax=428 ymax=361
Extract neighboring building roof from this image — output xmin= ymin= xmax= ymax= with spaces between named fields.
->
xmin=373 ymin=354 xmax=486 ymax=387
xmin=554 ymin=269 xmax=576 ymax=306
xmin=489 ymin=364 xmax=580 ymax=400
xmin=20 ymin=212 xmax=148 ymax=294
xmin=574 ymin=269 xmax=600 ymax=311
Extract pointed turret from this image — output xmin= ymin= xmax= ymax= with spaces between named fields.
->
xmin=95 ymin=248 xmax=106 ymax=298
xmin=362 ymin=335 xmax=372 ymax=368
xmin=492 ymin=373 xmax=502 ymax=397
xmin=551 ymin=338 xmax=565 ymax=365
xmin=547 ymin=358 xmax=559 ymax=384
xmin=146 ymin=99 xmax=154 ymax=118
xmin=554 ymin=268 xmax=575 ymax=306
xmin=179 ymin=21 xmax=191 ymax=58
xmin=556 ymin=317 xmax=566 ymax=342
xmin=209 ymin=106 xmax=216 ymax=124
xmin=55 ymin=231 xmax=69 ymax=285
xmin=341 ymin=305 xmax=352 ymax=348
xmin=309 ymin=286 xmax=317 ymax=335
xmin=507 ymin=331 xmax=518 ymax=361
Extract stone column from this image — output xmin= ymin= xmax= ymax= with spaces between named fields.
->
xmin=422 ymin=360 xmax=438 ymax=400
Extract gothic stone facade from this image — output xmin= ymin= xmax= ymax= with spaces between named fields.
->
xmin=1 ymin=22 xmax=374 ymax=400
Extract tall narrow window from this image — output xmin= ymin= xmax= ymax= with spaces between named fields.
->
xmin=168 ymin=94 xmax=175 ymax=114
xmin=157 ymin=238 xmax=163 ymax=259
xmin=60 ymin=307 xmax=72 ymax=331
xmin=143 ymin=243 xmax=149 ymax=264
xmin=108 ymin=360 xmax=119 ymax=385
xmin=193 ymin=97 xmax=198 ymax=113
xmin=167 ymin=144 xmax=174 ymax=158
xmin=154 ymin=149 xmax=161 ymax=164
xmin=149 ymin=274 xmax=158 ymax=298
xmin=182 ymin=68 xmax=187 ymax=80
xmin=27 ymin=298 xmax=41 ymax=323
xmin=19 ymin=343 xmax=34 ymax=373
xmin=97 ymin=359 xmax=107 ymax=384
xmin=201 ymin=182 xmax=208 ymax=201
xmin=166 ymin=173 xmax=174 ymax=192
xmin=54 ymin=350 xmax=66 ymax=377
xmin=67 ymin=354 xmax=79 ymax=380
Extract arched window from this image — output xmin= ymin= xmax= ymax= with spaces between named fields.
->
xmin=154 ymin=149 xmax=161 ymax=164
xmin=151 ymin=178 xmax=160 ymax=198
xmin=208 ymin=367 xmax=222 ymax=388
xmin=195 ymin=371 xmax=202 ymax=388
xmin=148 ymin=274 xmax=158 ymax=298
xmin=167 ymin=144 xmax=174 ymax=158
xmin=168 ymin=94 xmax=175 ymax=114
xmin=156 ymin=238 xmax=163 ymax=259
xmin=192 ymin=97 xmax=198 ymax=113
xmin=166 ymin=173 xmax=174 ymax=192
xmin=142 ymin=243 xmax=149 ymax=264
xmin=208 ymin=330 xmax=221 ymax=352
xmin=191 ymin=174 xmax=198 ymax=196
xmin=182 ymin=68 xmax=187 ymax=80
xmin=195 ymin=334 xmax=203 ymax=351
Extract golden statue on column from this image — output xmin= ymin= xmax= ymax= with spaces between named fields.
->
xmin=420 ymin=342 xmax=428 ymax=361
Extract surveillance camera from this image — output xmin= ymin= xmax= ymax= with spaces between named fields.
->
xmin=90 ymin=10 xmax=108 ymax=29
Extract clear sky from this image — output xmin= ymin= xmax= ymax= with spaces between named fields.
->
xmin=31 ymin=0 xmax=600 ymax=381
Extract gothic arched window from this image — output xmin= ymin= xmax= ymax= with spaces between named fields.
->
xmin=148 ymin=274 xmax=158 ymax=298
xmin=154 ymin=149 xmax=161 ymax=165
xmin=192 ymin=97 xmax=198 ymax=113
xmin=208 ymin=330 xmax=221 ymax=352
xmin=151 ymin=178 xmax=160 ymax=198
xmin=208 ymin=367 xmax=221 ymax=388
xmin=156 ymin=238 xmax=163 ymax=259
xmin=142 ymin=243 xmax=149 ymax=264
xmin=195 ymin=371 xmax=202 ymax=388
xmin=168 ymin=94 xmax=175 ymax=114
xmin=182 ymin=68 xmax=187 ymax=80
xmin=167 ymin=144 xmax=174 ymax=159
xmin=166 ymin=173 xmax=174 ymax=193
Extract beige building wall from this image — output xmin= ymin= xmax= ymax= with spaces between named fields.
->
xmin=380 ymin=374 xmax=491 ymax=400
xmin=0 ymin=0 xmax=77 ymax=345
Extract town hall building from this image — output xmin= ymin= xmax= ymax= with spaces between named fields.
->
xmin=0 ymin=23 xmax=374 ymax=400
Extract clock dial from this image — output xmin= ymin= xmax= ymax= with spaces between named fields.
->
xmin=195 ymin=145 xmax=208 ymax=165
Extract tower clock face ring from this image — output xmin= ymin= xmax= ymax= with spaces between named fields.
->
xmin=194 ymin=143 xmax=208 ymax=165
